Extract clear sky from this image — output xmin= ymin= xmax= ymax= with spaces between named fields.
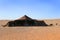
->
xmin=0 ymin=0 xmax=60 ymax=20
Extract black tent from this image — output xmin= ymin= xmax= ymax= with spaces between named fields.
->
xmin=3 ymin=15 xmax=48 ymax=27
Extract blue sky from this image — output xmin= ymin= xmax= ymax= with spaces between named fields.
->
xmin=0 ymin=0 xmax=60 ymax=20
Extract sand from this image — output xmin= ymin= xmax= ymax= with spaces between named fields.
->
xmin=0 ymin=26 xmax=60 ymax=40
xmin=0 ymin=19 xmax=60 ymax=40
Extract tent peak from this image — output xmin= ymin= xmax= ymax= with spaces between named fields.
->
xmin=16 ymin=15 xmax=32 ymax=20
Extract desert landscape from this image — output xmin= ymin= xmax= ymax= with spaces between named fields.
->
xmin=0 ymin=15 xmax=60 ymax=40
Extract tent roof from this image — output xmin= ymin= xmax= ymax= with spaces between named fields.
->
xmin=16 ymin=15 xmax=32 ymax=20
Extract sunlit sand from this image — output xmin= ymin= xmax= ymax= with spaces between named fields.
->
xmin=0 ymin=26 xmax=60 ymax=40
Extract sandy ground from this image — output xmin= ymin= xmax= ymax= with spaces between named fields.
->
xmin=0 ymin=26 xmax=60 ymax=40
xmin=0 ymin=19 xmax=60 ymax=40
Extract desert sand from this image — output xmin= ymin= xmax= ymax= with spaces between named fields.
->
xmin=0 ymin=27 xmax=60 ymax=40
xmin=0 ymin=19 xmax=60 ymax=40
